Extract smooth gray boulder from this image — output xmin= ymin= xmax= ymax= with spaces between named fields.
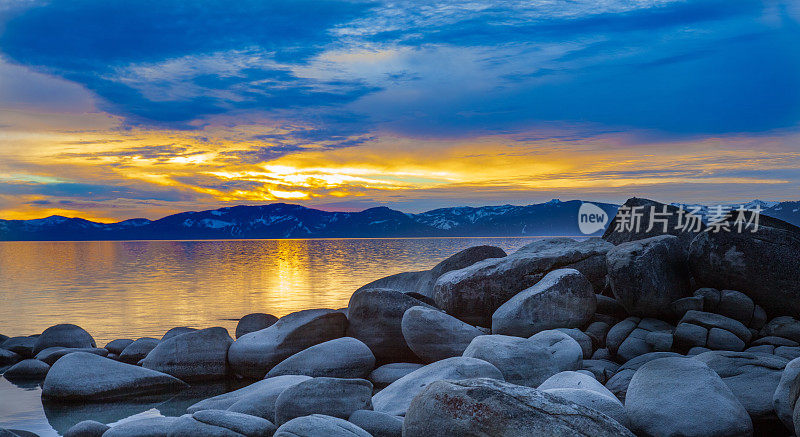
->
xmin=462 ymin=331 xmax=582 ymax=387
xmin=64 ymin=420 xmax=109 ymax=437
xmin=694 ymin=351 xmax=787 ymax=426
xmin=538 ymin=370 xmax=617 ymax=399
xmin=228 ymin=309 xmax=347 ymax=378
xmin=372 ymin=356 xmax=503 ymax=416
xmin=401 ymin=306 xmax=482 ymax=363
xmin=368 ymin=363 xmax=423 ymax=390
xmin=543 ymin=388 xmax=628 ymax=428
xmin=556 ymin=328 xmax=593 ymax=360
xmin=187 ymin=375 xmax=311 ymax=420
xmin=0 ymin=348 xmax=22 ymax=366
xmin=606 ymin=235 xmax=691 ymax=319
xmin=605 ymin=352 xmax=683 ymax=402
xmin=492 ymin=269 xmax=596 ymax=337
xmin=606 ymin=317 xmax=675 ymax=362
xmin=104 ymin=339 xmax=134 ymax=355
xmin=674 ymin=310 xmax=752 ymax=352
xmin=274 ymin=377 xmax=373 ymax=425
xmin=433 ymin=238 xmax=612 ymax=326
xmin=141 ymin=327 xmax=233 ymax=381
xmin=356 ymin=245 xmax=507 ymax=299
xmin=694 ymin=288 xmax=767 ymax=329
xmin=266 ymin=337 xmax=375 ymax=379
xmin=347 ymin=288 xmax=434 ymax=362
xmin=103 ymin=417 xmax=179 ymax=437
xmin=3 ymin=359 xmax=50 ymax=379
xmin=33 ymin=324 xmax=95 ymax=355
xmin=625 ymin=357 xmax=753 ymax=437
xmin=161 ymin=327 xmax=196 ymax=341
xmin=348 ymin=410 xmax=402 ymax=437
xmin=35 ymin=347 xmax=108 ymax=365
xmin=1 ymin=336 xmax=37 ymax=357
xmin=274 ymin=414 xmax=371 ymax=437
xmin=404 ymin=378 xmax=634 ymax=436
xmin=166 ymin=415 xmax=241 ymax=436
xmin=773 ymin=356 xmax=800 ymax=430
xmin=688 ymin=216 xmax=800 ymax=318
xmin=236 ymin=313 xmax=279 ymax=339
xmin=118 ymin=337 xmax=160 ymax=364
xmin=762 ymin=316 xmax=800 ymax=343
xmin=189 ymin=410 xmax=277 ymax=436
xmin=41 ymin=352 xmax=188 ymax=401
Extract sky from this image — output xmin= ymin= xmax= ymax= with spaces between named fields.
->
xmin=0 ymin=0 xmax=798 ymax=222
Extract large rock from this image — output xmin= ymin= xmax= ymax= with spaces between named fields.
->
xmin=602 ymin=197 xmax=705 ymax=247
xmin=543 ymin=388 xmax=629 ymax=428
xmin=347 ymin=288 xmax=434 ymax=362
xmin=64 ymin=420 xmax=110 ymax=437
xmin=118 ymin=337 xmax=160 ymax=364
xmin=773 ymin=356 xmax=800 ymax=430
xmin=604 ymin=352 xmax=684 ymax=402
xmin=538 ymin=370 xmax=617 ymax=399
xmin=273 ymin=414 xmax=371 ymax=437
xmin=492 ymin=269 xmax=595 ymax=337
xmin=372 ymin=356 xmax=503 ymax=416
xmin=236 ymin=313 xmax=279 ymax=339
xmin=462 ymin=331 xmax=582 ymax=387
xmin=694 ymin=288 xmax=767 ymax=329
xmin=188 ymin=375 xmax=311 ymax=420
xmin=266 ymin=337 xmax=375 ymax=379
xmin=3 ymin=359 xmax=50 ymax=380
xmin=625 ymin=357 xmax=753 ymax=437
xmin=42 ymin=352 xmax=188 ymax=401
xmin=688 ymin=216 xmax=800 ymax=318
xmin=176 ymin=410 xmax=277 ymax=437
xmin=433 ymin=238 xmax=613 ymax=326
xmin=606 ymin=235 xmax=691 ymax=319
xmin=161 ymin=327 xmax=196 ymax=341
xmin=141 ymin=327 xmax=233 ymax=381
xmin=348 ymin=410 xmax=402 ymax=437
xmin=674 ymin=310 xmax=752 ymax=352
xmin=762 ymin=316 xmax=800 ymax=343
xmin=357 ymin=245 xmax=507 ymax=299
xmin=605 ymin=317 xmax=674 ymax=362
xmin=228 ymin=309 xmax=347 ymax=378
xmin=0 ymin=348 xmax=22 ymax=366
xmin=274 ymin=377 xmax=373 ymax=425
xmin=694 ymin=351 xmax=787 ymax=427
xmin=1 ymin=336 xmax=37 ymax=357
xmin=33 ymin=324 xmax=95 ymax=355
xmin=401 ymin=306 xmax=482 ymax=363
xmin=35 ymin=347 xmax=108 ymax=365
xmin=104 ymin=339 xmax=134 ymax=355
xmin=368 ymin=363 xmax=424 ymax=390
xmin=404 ymin=378 xmax=634 ymax=436
xmin=103 ymin=417 xmax=179 ymax=437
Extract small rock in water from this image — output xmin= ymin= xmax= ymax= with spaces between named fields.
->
xmin=118 ymin=337 xmax=160 ymax=364
xmin=161 ymin=327 xmax=196 ymax=341
xmin=266 ymin=337 xmax=375 ymax=379
xmin=141 ymin=327 xmax=233 ymax=381
xmin=400 ymin=306 xmax=482 ymax=363
xmin=368 ymin=363 xmax=424 ymax=391
xmin=348 ymin=410 xmax=402 ymax=437
xmin=3 ymin=359 xmax=50 ymax=380
xmin=236 ymin=313 xmax=278 ymax=339
xmin=33 ymin=324 xmax=96 ymax=355
xmin=274 ymin=414 xmax=371 ymax=437
xmin=274 ymin=377 xmax=373 ymax=425
xmin=64 ymin=420 xmax=110 ymax=437
xmin=104 ymin=339 xmax=134 ymax=355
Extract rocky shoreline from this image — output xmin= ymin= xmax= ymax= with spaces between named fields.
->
xmin=3 ymin=197 xmax=800 ymax=436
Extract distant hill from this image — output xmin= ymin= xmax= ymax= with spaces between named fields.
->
xmin=0 ymin=200 xmax=620 ymax=241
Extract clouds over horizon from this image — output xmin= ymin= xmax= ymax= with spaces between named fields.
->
xmin=0 ymin=0 xmax=799 ymax=220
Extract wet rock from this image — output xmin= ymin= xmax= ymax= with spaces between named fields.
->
xmin=400 ymin=306 xmax=482 ymax=363
xmin=236 ymin=313 xmax=278 ymax=339
xmin=492 ymin=269 xmax=596 ymax=337
xmin=433 ymin=238 xmax=612 ymax=326
xmin=265 ymin=337 xmax=374 ymax=379
xmin=3 ymin=359 xmax=50 ymax=379
xmin=35 ymin=347 xmax=108 ymax=365
xmin=42 ymin=352 xmax=187 ymax=401
xmin=118 ymin=337 xmax=160 ymax=364
xmin=274 ymin=377 xmax=373 ymax=425
xmin=33 ymin=324 xmax=95 ymax=355
xmin=188 ymin=375 xmax=311 ymax=420
xmin=462 ymin=331 xmax=582 ymax=387
xmin=606 ymin=317 xmax=674 ymax=362
xmin=368 ymin=363 xmax=423 ymax=391
xmin=372 ymin=356 xmax=503 ymax=416
xmin=104 ymin=339 xmax=134 ymax=355
xmin=228 ymin=309 xmax=347 ymax=378
xmin=403 ymin=378 xmax=634 ymax=436
xmin=64 ymin=420 xmax=110 ymax=437
xmin=625 ymin=357 xmax=752 ymax=437
xmin=607 ymin=235 xmax=691 ymax=319
xmin=348 ymin=410 xmax=402 ymax=437
xmin=274 ymin=414 xmax=370 ymax=437
xmin=141 ymin=327 xmax=233 ymax=381
xmin=347 ymin=288 xmax=434 ymax=362
xmin=674 ymin=310 xmax=752 ymax=352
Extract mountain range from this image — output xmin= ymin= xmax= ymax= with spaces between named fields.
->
xmin=0 ymin=199 xmax=797 ymax=241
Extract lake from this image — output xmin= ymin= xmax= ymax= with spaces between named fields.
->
xmin=0 ymin=237 xmax=540 ymax=435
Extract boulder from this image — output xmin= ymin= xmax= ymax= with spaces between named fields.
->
xmin=462 ymin=331 xmax=582 ymax=387
xmin=236 ymin=313 xmax=279 ymax=339
xmin=3 ymin=359 xmax=50 ymax=379
xmin=42 ymin=352 xmax=188 ymax=401
xmin=118 ymin=337 xmax=160 ymax=364
xmin=166 ymin=415 xmax=241 ymax=436
xmin=585 ymin=321 xmax=611 ymax=350
xmin=0 ymin=348 xmax=22 ymax=366
xmin=274 ymin=377 xmax=373 ymax=425
xmin=606 ymin=317 xmax=674 ymax=362
xmin=347 ymin=288 xmax=434 ymax=362
xmin=161 ymin=327 xmax=197 ymax=341
xmin=356 ymin=245 xmax=507 ymax=299
xmin=188 ymin=410 xmax=277 ymax=436
xmin=273 ymin=414 xmax=370 ymax=437
xmin=368 ymin=363 xmax=424 ymax=390
xmin=543 ymin=388 xmax=628 ymax=428
xmin=602 ymin=197 xmax=705 ymax=247
xmin=267 ymin=337 xmax=375 ymax=379
xmin=433 ymin=238 xmax=613 ymax=326
xmin=104 ymin=339 xmax=134 ymax=355
xmin=188 ymin=375 xmax=311 ymax=420
xmin=492 ymin=269 xmax=596 ymax=337
xmin=674 ymin=310 xmax=752 ymax=352
xmin=35 ymin=347 xmax=108 ymax=365
xmin=555 ymin=328 xmax=593 ymax=360
xmin=694 ymin=288 xmax=767 ymax=329
xmin=773 ymin=356 xmax=800 ymax=430
xmin=538 ymin=370 xmax=617 ymax=399
xmin=103 ymin=417 xmax=179 ymax=437
xmin=606 ymin=235 xmax=691 ymax=319
xmin=1 ymin=336 xmax=37 ymax=357
xmin=33 ymin=324 xmax=95 ymax=355
xmin=64 ymin=420 xmax=110 ymax=437
xmin=348 ymin=410 xmax=402 ymax=437
xmin=688 ymin=216 xmax=800 ymax=318
xmin=400 ymin=306 xmax=482 ymax=363
xmin=141 ymin=327 xmax=233 ymax=381
xmin=372 ymin=356 xmax=503 ymax=416
xmin=625 ymin=357 xmax=753 ymax=437
xmin=762 ymin=316 xmax=800 ymax=343
xmin=403 ymin=378 xmax=634 ymax=436
xmin=582 ymin=359 xmax=619 ymax=384
xmin=228 ymin=309 xmax=347 ymax=378
xmin=604 ymin=352 xmax=684 ymax=403
xmin=595 ymin=295 xmax=628 ymax=319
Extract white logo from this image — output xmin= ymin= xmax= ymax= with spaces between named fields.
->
xmin=578 ymin=202 xmax=608 ymax=235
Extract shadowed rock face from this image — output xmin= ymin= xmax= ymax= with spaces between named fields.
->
xmin=602 ymin=197 xmax=706 ymax=248
xmin=403 ymin=378 xmax=634 ymax=437
xmin=401 ymin=306 xmax=483 ymax=363
xmin=141 ymin=326 xmax=233 ymax=381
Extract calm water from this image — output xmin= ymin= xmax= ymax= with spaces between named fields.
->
xmin=0 ymin=237 xmax=538 ymax=435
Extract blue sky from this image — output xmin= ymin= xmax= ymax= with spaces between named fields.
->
xmin=0 ymin=0 xmax=799 ymax=220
